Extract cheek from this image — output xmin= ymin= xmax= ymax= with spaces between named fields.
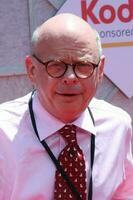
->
xmin=82 ymin=78 xmax=97 ymax=100
xmin=37 ymin=74 xmax=57 ymax=98
xmin=34 ymin=69 xmax=49 ymax=90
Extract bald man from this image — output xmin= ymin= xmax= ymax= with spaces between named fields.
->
xmin=0 ymin=13 xmax=133 ymax=200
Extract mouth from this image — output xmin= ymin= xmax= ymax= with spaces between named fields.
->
xmin=56 ymin=93 xmax=81 ymax=98
xmin=61 ymin=93 xmax=79 ymax=96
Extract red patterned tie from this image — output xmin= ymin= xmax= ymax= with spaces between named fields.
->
xmin=54 ymin=124 xmax=87 ymax=200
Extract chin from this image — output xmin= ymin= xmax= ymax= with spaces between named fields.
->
xmin=55 ymin=105 xmax=82 ymax=122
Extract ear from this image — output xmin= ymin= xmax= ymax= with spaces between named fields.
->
xmin=25 ymin=55 xmax=36 ymax=84
xmin=98 ymin=55 xmax=105 ymax=82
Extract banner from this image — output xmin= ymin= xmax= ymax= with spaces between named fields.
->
xmin=57 ymin=0 xmax=133 ymax=98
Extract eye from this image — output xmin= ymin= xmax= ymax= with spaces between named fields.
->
xmin=47 ymin=61 xmax=66 ymax=77
xmin=76 ymin=63 xmax=94 ymax=73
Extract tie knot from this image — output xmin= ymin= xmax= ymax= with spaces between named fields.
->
xmin=59 ymin=124 xmax=77 ymax=144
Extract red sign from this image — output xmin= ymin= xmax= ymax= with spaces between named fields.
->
xmin=81 ymin=0 xmax=133 ymax=24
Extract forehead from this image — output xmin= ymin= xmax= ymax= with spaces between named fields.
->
xmin=33 ymin=15 xmax=100 ymax=64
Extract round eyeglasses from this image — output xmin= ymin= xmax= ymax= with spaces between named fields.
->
xmin=33 ymin=54 xmax=99 ymax=79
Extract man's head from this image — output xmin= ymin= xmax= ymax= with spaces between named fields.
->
xmin=25 ymin=13 xmax=105 ymax=122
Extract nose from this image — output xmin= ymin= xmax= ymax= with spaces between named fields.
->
xmin=61 ymin=66 xmax=78 ymax=85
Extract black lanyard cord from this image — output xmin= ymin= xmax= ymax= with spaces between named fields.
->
xmin=88 ymin=108 xmax=95 ymax=200
xmin=28 ymin=91 xmax=95 ymax=200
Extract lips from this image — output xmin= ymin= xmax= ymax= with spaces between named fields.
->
xmin=56 ymin=91 xmax=80 ymax=95
xmin=56 ymin=85 xmax=82 ymax=96
xmin=61 ymin=93 xmax=79 ymax=96
xmin=56 ymin=92 xmax=81 ymax=98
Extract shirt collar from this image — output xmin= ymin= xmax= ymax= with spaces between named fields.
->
xmin=32 ymin=92 xmax=96 ymax=141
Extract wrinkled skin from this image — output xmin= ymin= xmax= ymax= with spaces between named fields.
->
xmin=25 ymin=13 xmax=105 ymax=123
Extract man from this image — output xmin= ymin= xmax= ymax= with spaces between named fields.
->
xmin=0 ymin=13 xmax=133 ymax=200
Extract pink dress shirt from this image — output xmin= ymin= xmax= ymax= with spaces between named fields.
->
xmin=0 ymin=92 xmax=133 ymax=200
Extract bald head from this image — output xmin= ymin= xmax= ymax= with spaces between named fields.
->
xmin=31 ymin=13 xmax=102 ymax=64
